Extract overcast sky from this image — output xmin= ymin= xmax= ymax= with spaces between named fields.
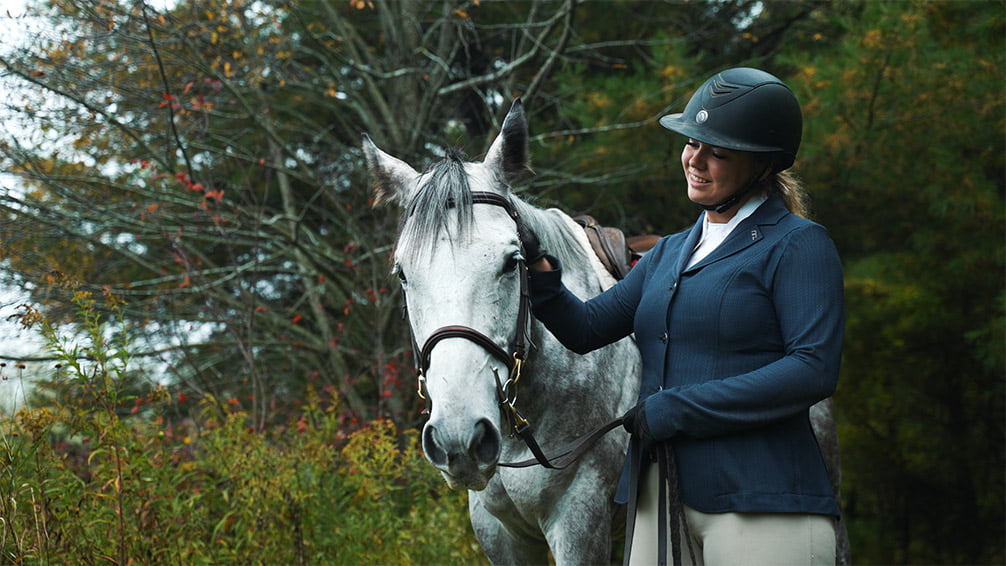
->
xmin=2 ymin=0 xmax=27 ymax=16
xmin=0 ymin=0 xmax=181 ymax=409
xmin=1 ymin=1 xmax=50 ymax=411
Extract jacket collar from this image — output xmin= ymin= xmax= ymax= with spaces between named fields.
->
xmin=678 ymin=194 xmax=789 ymax=274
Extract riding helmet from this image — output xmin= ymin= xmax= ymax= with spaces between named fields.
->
xmin=659 ymin=67 xmax=802 ymax=172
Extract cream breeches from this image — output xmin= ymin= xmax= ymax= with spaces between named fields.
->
xmin=628 ymin=463 xmax=836 ymax=566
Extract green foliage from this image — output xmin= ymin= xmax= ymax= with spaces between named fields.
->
xmin=782 ymin=1 xmax=1005 ymax=563
xmin=0 ymin=1 xmax=1002 ymax=564
xmin=0 ymin=0 xmax=418 ymax=429
xmin=544 ymin=31 xmax=702 ymax=234
xmin=0 ymin=290 xmax=483 ymax=564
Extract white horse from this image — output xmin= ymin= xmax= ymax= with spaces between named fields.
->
xmin=364 ymin=100 xmax=641 ymax=564
xmin=364 ymin=100 xmax=850 ymax=565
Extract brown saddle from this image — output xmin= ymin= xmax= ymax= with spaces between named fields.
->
xmin=574 ymin=215 xmax=660 ymax=281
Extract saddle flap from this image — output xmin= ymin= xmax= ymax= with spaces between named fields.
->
xmin=573 ymin=216 xmax=629 ymax=280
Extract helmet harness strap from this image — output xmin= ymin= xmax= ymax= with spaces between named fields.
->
xmin=702 ymin=179 xmax=757 ymax=214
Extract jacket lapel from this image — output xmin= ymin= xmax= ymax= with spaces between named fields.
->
xmin=674 ymin=215 xmax=705 ymax=275
xmin=683 ymin=196 xmax=789 ymax=273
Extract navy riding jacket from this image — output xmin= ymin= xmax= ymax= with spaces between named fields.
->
xmin=529 ymin=195 xmax=843 ymax=516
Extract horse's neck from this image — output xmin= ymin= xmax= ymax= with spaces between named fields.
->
xmin=548 ymin=208 xmax=618 ymax=297
xmin=521 ymin=208 xmax=622 ymax=386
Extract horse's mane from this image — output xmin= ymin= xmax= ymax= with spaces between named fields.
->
xmin=511 ymin=198 xmax=584 ymax=269
xmin=398 ymin=150 xmax=583 ymax=268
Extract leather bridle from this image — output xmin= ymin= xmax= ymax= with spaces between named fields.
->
xmin=408 ymin=191 xmax=621 ymax=470
xmin=411 ymin=191 xmax=535 ymax=438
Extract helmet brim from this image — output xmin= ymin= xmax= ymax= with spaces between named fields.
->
xmin=659 ymin=113 xmax=785 ymax=154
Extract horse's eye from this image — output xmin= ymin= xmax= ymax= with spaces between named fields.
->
xmin=393 ymin=264 xmax=408 ymax=287
xmin=502 ymin=253 xmax=520 ymax=274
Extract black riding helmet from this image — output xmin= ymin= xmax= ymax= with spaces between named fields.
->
xmin=660 ymin=67 xmax=802 ymax=174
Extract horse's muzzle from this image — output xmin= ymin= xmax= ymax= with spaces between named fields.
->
xmin=422 ymin=417 xmax=501 ymax=490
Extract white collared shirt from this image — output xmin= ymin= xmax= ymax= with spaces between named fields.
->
xmin=686 ymin=194 xmax=768 ymax=269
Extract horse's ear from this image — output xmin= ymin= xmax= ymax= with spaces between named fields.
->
xmin=484 ymin=98 xmax=531 ymax=185
xmin=362 ymin=134 xmax=419 ymax=207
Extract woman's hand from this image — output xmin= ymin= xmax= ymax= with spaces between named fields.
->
xmin=622 ymin=400 xmax=653 ymax=442
xmin=518 ymin=223 xmax=552 ymax=270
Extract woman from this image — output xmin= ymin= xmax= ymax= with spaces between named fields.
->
xmin=522 ymin=68 xmax=843 ymax=565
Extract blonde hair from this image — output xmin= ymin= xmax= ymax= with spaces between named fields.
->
xmin=773 ymin=170 xmax=809 ymax=218
xmin=752 ymin=156 xmax=809 ymax=218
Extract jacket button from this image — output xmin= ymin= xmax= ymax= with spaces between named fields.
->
xmin=660 ymin=332 xmax=669 ymax=344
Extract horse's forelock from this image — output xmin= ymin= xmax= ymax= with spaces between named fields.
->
xmin=399 ymin=151 xmax=475 ymax=263
xmin=397 ymin=151 xmax=584 ymax=270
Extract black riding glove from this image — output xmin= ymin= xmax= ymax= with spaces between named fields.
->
xmin=517 ymin=222 xmax=548 ymax=265
xmin=621 ymin=401 xmax=653 ymax=442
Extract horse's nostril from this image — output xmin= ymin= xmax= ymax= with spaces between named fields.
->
xmin=422 ymin=423 xmax=448 ymax=467
xmin=470 ymin=418 xmax=501 ymax=466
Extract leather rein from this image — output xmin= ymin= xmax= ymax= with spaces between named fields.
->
xmin=410 ymin=191 xmax=620 ymax=470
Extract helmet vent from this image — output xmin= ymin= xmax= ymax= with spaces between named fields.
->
xmin=709 ymin=78 xmax=742 ymax=97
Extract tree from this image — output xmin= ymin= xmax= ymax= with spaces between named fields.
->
xmin=1 ymin=1 xmax=1002 ymax=562
xmin=526 ymin=0 xmax=853 ymax=234
xmin=783 ymin=1 xmax=1005 ymax=562
xmin=2 ymin=0 xmax=391 ymax=428
xmin=0 ymin=0 xmax=667 ymax=428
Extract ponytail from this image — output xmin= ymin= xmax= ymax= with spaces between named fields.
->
xmin=752 ymin=155 xmax=810 ymax=219
xmin=774 ymin=170 xmax=809 ymax=218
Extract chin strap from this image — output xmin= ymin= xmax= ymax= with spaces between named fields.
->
xmin=701 ymin=181 xmax=756 ymax=214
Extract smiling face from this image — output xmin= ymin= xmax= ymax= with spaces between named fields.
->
xmin=681 ymin=139 xmax=759 ymax=222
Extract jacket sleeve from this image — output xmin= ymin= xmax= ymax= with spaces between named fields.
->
xmin=646 ymin=225 xmax=845 ymax=439
xmin=527 ymin=253 xmax=647 ymax=354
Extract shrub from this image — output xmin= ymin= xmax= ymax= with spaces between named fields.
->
xmin=0 ymin=286 xmax=484 ymax=564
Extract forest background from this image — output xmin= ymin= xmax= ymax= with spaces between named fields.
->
xmin=0 ymin=0 xmax=1002 ymax=564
